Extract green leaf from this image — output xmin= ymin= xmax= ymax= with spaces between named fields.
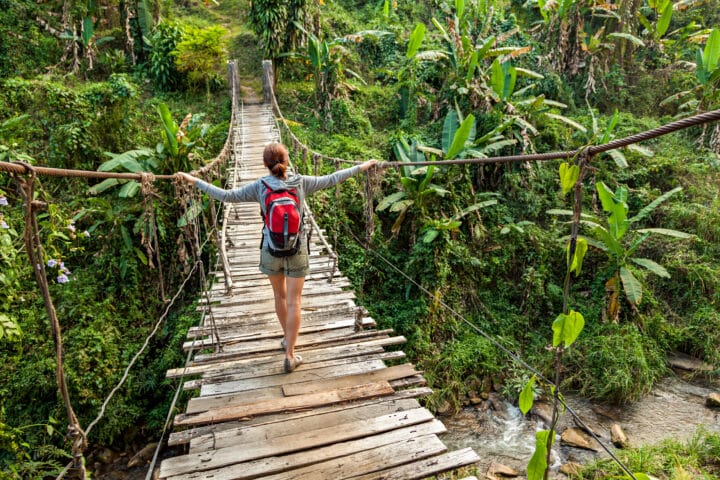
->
xmin=608 ymin=32 xmax=646 ymax=47
xmin=631 ymin=258 xmax=670 ymax=278
xmin=455 ymin=0 xmax=465 ymax=20
xmin=552 ymin=310 xmax=585 ymax=348
xmin=567 ymin=237 xmax=588 ymax=276
xmin=87 ymin=178 xmax=121 ymax=195
xmin=465 ymin=49 xmax=479 ymax=82
xmin=620 ymin=266 xmax=643 ymax=305
xmin=629 ymin=186 xmax=682 ymax=223
xmin=445 ymin=114 xmax=475 ymax=160
xmin=406 ymin=23 xmax=426 ymax=58
xmin=559 ymin=162 xmax=579 ymax=195
xmin=157 ymin=103 xmax=179 ymax=158
xmin=527 ymin=430 xmax=551 ymax=480
xmin=545 ymin=113 xmax=587 ymax=133
xmin=490 ymin=58 xmax=505 ymax=98
xmin=592 ymin=226 xmax=624 ymax=256
xmin=119 ymin=181 xmax=140 ymax=198
xmin=656 ymin=1 xmax=673 ymax=37
xmin=519 ymin=376 xmax=536 ymax=414
xmin=377 ymin=191 xmax=407 ymax=211
xmin=607 ymin=149 xmax=629 ymax=169
xmin=422 ymin=229 xmax=440 ymax=243
xmin=636 ymin=227 xmax=693 ymax=239
xmin=703 ymin=29 xmax=720 ymax=73
xmin=608 ymin=202 xmax=629 ymax=240
xmin=82 ymin=16 xmax=94 ymax=47
xmin=442 ymin=111 xmax=459 ymax=154
xmin=596 ymin=181 xmax=616 ymax=212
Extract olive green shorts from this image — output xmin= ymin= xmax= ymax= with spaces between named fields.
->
xmin=259 ymin=241 xmax=310 ymax=278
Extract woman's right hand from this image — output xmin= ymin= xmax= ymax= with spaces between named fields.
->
xmin=359 ymin=159 xmax=378 ymax=172
xmin=176 ymin=172 xmax=197 ymax=185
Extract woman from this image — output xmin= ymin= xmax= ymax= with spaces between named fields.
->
xmin=176 ymin=143 xmax=377 ymax=372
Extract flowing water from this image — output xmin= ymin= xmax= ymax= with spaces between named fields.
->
xmin=439 ymin=374 xmax=720 ymax=476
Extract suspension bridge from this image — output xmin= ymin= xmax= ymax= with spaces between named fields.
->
xmin=155 ymin=71 xmax=480 ymax=479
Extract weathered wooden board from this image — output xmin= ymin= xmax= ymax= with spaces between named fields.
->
xmin=168 ymin=388 xmax=432 ymax=447
xmin=168 ymin=422 xmax=447 ymax=480
xmin=247 ymin=434 xmax=448 ymax=480
xmin=189 ymin=397 xmax=425 ymax=452
xmin=346 ymin=447 xmax=481 ymax=480
xmin=162 ymin=407 xmax=433 ymax=477
xmin=282 ymin=363 xmax=419 ymax=397
xmin=174 ymin=381 xmax=395 ymax=427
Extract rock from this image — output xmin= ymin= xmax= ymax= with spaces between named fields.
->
xmin=530 ymin=401 xmax=553 ymax=426
xmin=488 ymin=462 xmax=520 ymax=477
xmin=706 ymin=393 xmax=720 ymax=408
xmin=560 ymin=427 xmax=599 ymax=451
xmin=611 ymin=424 xmax=629 ymax=448
xmin=560 ymin=462 xmax=582 ymax=476
xmin=94 ymin=447 xmax=116 ymax=464
xmin=470 ymin=396 xmax=484 ymax=405
xmin=127 ymin=442 xmax=158 ymax=468
xmin=668 ymin=352 xmax=714 ymax=372
xmin=436 ymin=400 xmax=452 ymax=415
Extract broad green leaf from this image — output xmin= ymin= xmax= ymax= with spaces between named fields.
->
xmin=552 ymin=310 xmax=585 ymax=348
xmin=390 ymin=199 xmax=414 ymax=213
xmin=608 ymin=202 xmax=629 ymax=240
xmin=527 ymin=430 xmax=551 ymax=480
xmin=703 ymin=29 xmax=720 ymax=73
xmin=545 ymin=113 xmax=587 ymax=133
xmin=177 ymin=202 xmax=203 ymax=227
xmin=442 ymin=111 xmax=459 ymax=154
xmin=503 ymin=63 xmax=517 ymax=100
xmin=592 ymin=226 xmax=624 ymax=256
xmin=629 ymin=186 xmax=682 ymax=223
xmin=546 ymin=209 xmax=600 ymax=222
xmin=596 ymin=182 xmax=616 ymax=212
xmin=446 ymin=114 xmax=475 ymax=160
xmin=631 ymin=258 xmax=670 ymax=278
xmin=636 ymin=227 xmax=693 ymax=239
xmin=490 ymin=58 xmax=505 ymax=99
xmin=519 ymin=376 xmax=536 ymax=414
xmin=620 ymin=266 xmax=643 ymax=304
xmin=422 ymin=229 xmax=440 ymax=243
xmin=454 ymin=199 xmax=498 ymax=219
xmin=475 ymin=35 xmax=496 ymax=59
xmin=400 ymin=176 xmax=418 ymax=190
xmin=157 ymin=103 xmax=179 ymax=157
xmin=455 ymin=0 xmax=465 ymax=20
xmin=559 ymin=162 xmax=579 ymax=195
xmin=377 ymin=191 xmax=407 ymax=211
xmin=567 ymin=237 xmax=588 ymax=276
xmin=479 ymin=139 xmax=517 ymax=154
xmin=82 ymin=16 xmax=94 ymax=47
xmin=119 ymin=181 xmax=140 ymax=198
xmin=406 ymin=23 xmax=426 ymax=58
xmin=656 ymin=1 xmax=673 ymax=37
xmin=607 ymin=149 xmax=629 ymax=168
xmin=87 ymin=178 xmax=121 ymax=195
xmin=608 ymin=32 xmax=646 ymax=47
xmin=465 ymin=49 xmax=479 ymax=82
xmin=626 ymin=144 xmax=654 ymax=157
xmin=515 ymin=67 xmax=544 ymax=79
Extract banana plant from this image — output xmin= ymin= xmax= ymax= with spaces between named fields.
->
xmin=87 ymin=149 xmax=158 ymax=198
xmin=661 ymin=28 xmax=720 ymax=115
xmin=581 ymin=108 xmax=654 ymax=169
xmin=637 ymin=0 xmax=673 ymax=45
xmin=549 ymin=182 xmax=692 ymax=319
xmin=376 ymin=137 xmax=449 ymax=236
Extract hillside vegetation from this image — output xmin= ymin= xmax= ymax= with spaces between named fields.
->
xmin=1 ymin=0 xmax=719 ymax=478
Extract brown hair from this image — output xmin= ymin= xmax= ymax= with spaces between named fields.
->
xmin=263 ymin=143 xmax=289 ymax=178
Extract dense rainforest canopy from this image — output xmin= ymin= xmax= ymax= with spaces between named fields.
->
xmin=1 ymin=0 xmax=719 ymax=478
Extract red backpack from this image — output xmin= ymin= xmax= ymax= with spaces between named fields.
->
xmin=261 ymin=180 xmax=304 ymax=257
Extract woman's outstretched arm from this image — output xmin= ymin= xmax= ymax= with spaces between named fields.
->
xmin=302 ymin=160 xmax=378 ymax=194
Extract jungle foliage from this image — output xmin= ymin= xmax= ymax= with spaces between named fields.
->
xmin=1 ymin=0 xmax=720 ymax=477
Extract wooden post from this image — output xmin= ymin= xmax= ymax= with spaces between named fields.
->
xmin=262 ymin=60 xmax=274 ymax=104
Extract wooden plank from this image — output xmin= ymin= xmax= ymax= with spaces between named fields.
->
xmin=168 ymin=421 xmax=447 ymax=480
xmin=190 ymin=333 xmax=403 ymax=364
xmin=189 ymin=398 xmax=424 ymax=452
xmin=174 ymin=381 xmax=395 ymax=427
xmin=183 ymin=351 xmax=405 ymax=390
xmin=166 ymin=338 xmax=397 ymax=378
xmin=168 ymin=388 xmax=432 ymax=447
xmin=161 ymin=408 xmax=434 ymax=477
xmin=346 ymin=448 xmax=481 ymax=480
xmin=249 ymin=434 xmax=447 ymax=480
xmin=283 ymin=364 xmax=419 ymax=397
xmin=199 ymin=358 xmax=387 ymax=397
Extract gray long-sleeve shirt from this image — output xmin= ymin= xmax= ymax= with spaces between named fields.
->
xmin=194 ymin=165 xmax=361 ymax=247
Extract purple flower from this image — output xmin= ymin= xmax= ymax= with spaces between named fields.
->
xmin=68 ymin=223 xmax=76 ymax=233
xmin=57 ymin=274 xmax=69 ymax=284
xmin=0 ymin=220 xmax=8 ymax=229
xmin=0 ymin=196 xmax=7 ymax=206
xmin=47 ymin=259 xmax=58 ymax=268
